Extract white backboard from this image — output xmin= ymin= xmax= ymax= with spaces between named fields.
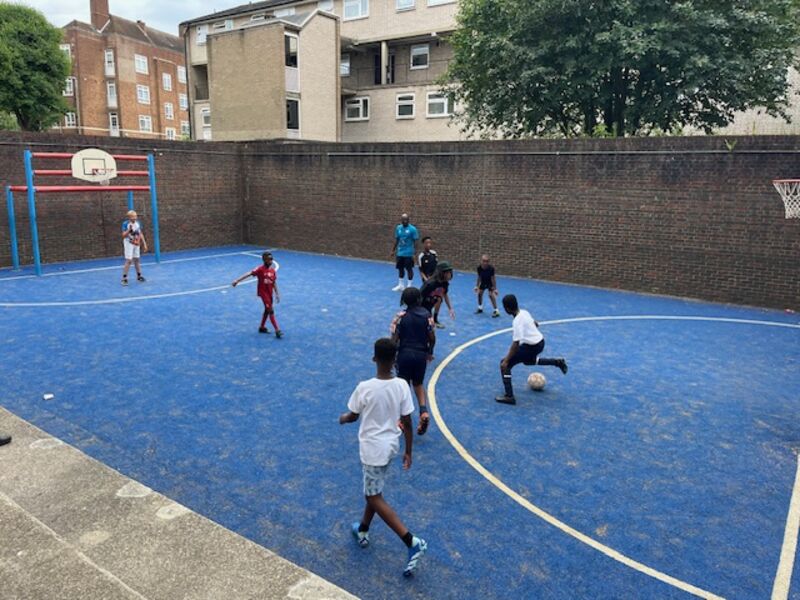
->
xmin=71 ymin=148 xmax=118 ymax=183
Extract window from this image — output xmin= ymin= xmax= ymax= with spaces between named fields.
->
xmin=212 ymin=20 xmax=233 ymax=32
xmin=318 ymin=0 xmax=334 ymax=11
xmin=197 ymin=25 xmax=208 ymax=45
xmin=162 ymin=73 xmax=172 ymax=91
xmin=64 ymin=112 xmax=77 ymax=128
xmin=201 ymin=107 xmax=211 ymax=127
xmin=179 ymin=93 xmax=188 ymax=110
xmin=426 ymin=91 xmax=452 ymax=117
xmin=340 ymin=54 xmax=351 ymax=77
xmin=177 ymin=66 xmax=187 ymax=83
xmin=165 ymin=102 xmax=174 ymax=120
xmin=136 ymin=85 xmax=150 ymax=104
xmin=396 ymin=93 xmax=415 ymax=119
xmin=345 ymin=97 xmax=369 ymax=121
xmin=287 ymin=99 xmax=300 ymax=131
xmin=410 ymin=44 xmax=429 ymax=70
xmin=250 ymin=13 xmax=267 ymax=22
xmin=60 ymin=44 xmax=71 ymax=59
xmin=138 ymin=115 xmax=153 ymax=132
xmin=181 ymin=120 xmax=190 ymax=136
xmin=344 ymin=0 xmax=368 ymax=20
xmin=165 ymin=127 xmax=176 ymax=140
xmin=275 ymin=7 xmax=296 ymax=17
xmin=104 ymin=49 xmax=115 ymax=76
xmin=397 ymin=0 xmax=414 ymax=10
xmin=63 ymin=77 xmax=75 ymax=96
xmin=106 ymin=81 xmax=117 ymax=107
xmin=109 ymin=113 xmax=119 ymax=137
xmin=285 ymin=34 xmax=298 ymax=68
xmin=134 ymin=54 xmax=148 ymax=74
xmin=427 ymin=0 xmax=455 ymax=5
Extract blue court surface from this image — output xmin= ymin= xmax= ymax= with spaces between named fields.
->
xmin=1 ymin=246 xmax=799 ymax=599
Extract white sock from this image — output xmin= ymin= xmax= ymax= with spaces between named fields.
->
xmin=398 ymin=278 xmax=404 ymax=287
xmin=477 ymin=304 xmax=483 ymax=310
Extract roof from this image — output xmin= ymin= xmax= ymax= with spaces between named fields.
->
xmin=180 ymin=0 xmax=299 ymax=28
xmin=63 ymin=15 xmax=182 ymax=53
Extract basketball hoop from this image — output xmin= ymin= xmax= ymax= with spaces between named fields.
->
xmin=92 ymin=168 xmax=112 ymax=186
xmin=772 ymin=179 xmax=800 ymax=219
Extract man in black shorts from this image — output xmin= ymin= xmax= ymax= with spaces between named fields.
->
xmin=391 ymin=213 xmax=420 ymax=292
xmin=474 ymin=254 xmax=500 ymax=317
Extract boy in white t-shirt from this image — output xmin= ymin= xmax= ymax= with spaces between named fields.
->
xmin=339 ymin=338 xmax=428 ymax=577
xmin=496 ymin=294 xmax=568 ymax=405
xmin=121 ymin=210 xmax=148 ymax=286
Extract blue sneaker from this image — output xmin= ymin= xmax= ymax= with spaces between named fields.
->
xmin=403 ymin=536 xmax=427 ymax=577
xmin=351 ymin=522 xmax=369 ymax=548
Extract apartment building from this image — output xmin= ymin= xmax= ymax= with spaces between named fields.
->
xmin=180 ymin=0 xmax=464 ymax=142
xmin=57 ymin=0 xmax=189 ymax=140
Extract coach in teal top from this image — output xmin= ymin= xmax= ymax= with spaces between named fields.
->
xmin=391 ymin=213 xmax=420 ymax=291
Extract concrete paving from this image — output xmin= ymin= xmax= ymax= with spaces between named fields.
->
xmin=0 ymin=407 xmax=357 ymax=600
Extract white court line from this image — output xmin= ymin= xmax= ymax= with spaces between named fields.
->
xmin=772 ymin=454 xmax=800 ymax=600
xmin=0 ymin=250 xmax=256 ymax=282
xmin=428 ymin=316 xmax=800 ymax=599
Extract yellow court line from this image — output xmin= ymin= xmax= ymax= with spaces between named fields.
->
xmin=423 ymin=316 xmax=785 ymax=600
xmin=772 ymin=454 xmax=800 ymax=600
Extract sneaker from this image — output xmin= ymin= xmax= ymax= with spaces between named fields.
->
xmin=137 ymin=275 xmax=146 ymax=282
xmin=434 ymin=322 xmax=445 ymax=329
xmin=475 ymin=307 xmax=483 ymax=314
xmin=558 ymin=359 xmax=568 ymax=375
xmin=351 ymin=522 xmax=369 ymax=548
xmin=495 ymin=395 xmax=516 ymax=405
xmin=403 ymin=537 xmax=427 ymax=577
xmin=275 ymin=330 xmax=284 ymax=339
xmin=121 ymin=278 xmax=128 ymax=286
xmin=258 ymin=327 xmax=269 ymax=334
xmin=0 ymin=434 xmax=11 ymax=447
xmin=492 ymin=310 xmax=501 ymax=318
xmin=392 ymin=284 xmax=405 ymax=292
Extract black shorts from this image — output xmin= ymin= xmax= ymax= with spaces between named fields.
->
xmin=397 ymin=349 xmax=428 ymax=386
xmin=507 ymin=339 xmax=545 ymax=369
xmin=478 ymin=282 xmax=494 ymax=291
xmin=395 ymin=256 xmax=415 ymax=271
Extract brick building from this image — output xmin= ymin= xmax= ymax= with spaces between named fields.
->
xmin=55 ymin=0 xmax=189 ymax=141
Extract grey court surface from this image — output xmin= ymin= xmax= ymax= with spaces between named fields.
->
xmin=0 ymin=408 xmax=356 ymax=600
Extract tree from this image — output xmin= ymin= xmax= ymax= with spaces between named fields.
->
xmin=445 ymin=0 xmax=800 ymax=137
xmin=0 ymin=3 xmax=70 ymax=131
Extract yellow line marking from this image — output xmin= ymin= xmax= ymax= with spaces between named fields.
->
xmin=772 ymin=454 xmax=800 ymax=600
xmin=425 ymin=315 xmax=800 ymax=600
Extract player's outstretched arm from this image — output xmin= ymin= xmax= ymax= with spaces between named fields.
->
xmin=339 ymin=411 xmax=359 ymax=424
xmin=231 ymin=272 xmax=253 ymax=287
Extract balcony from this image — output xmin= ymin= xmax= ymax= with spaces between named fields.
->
xmin=342 ymin=58 xmax=451 ymax=90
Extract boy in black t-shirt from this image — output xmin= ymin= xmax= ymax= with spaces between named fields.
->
xmin=475 ymin=255 xmax=500 ymax=317
xmin=420 ymin=262 xmax=455 ymax=329
xmin=417 ymin=237 xmax=438 ymax=282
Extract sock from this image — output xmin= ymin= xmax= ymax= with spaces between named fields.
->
xmin=398 ymin=278 xmax=404 ymax=287
xmin=401 ymin=531 xmax=414 ymax=547
xmin=537 ymin=357 xmax=558 ymax=367
xmin=269 ymin=313 xmax=279 ymax=330
xmin=477 ymin=304 xmax=483 ymax=310
xmin=502 ymin=373 xmax=514 ymax=397
xmin=359 ymin=522 xmax=369 ymax=533
xmin=260 ymin=312 xmax=268 ymax=329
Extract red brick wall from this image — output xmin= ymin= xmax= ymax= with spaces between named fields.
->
xmin=0 ymin=131 xmax=244 ymax=267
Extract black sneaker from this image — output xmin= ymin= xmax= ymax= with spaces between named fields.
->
xmin=0 ymin=433 xmax=11 ymax=446
xmin=258 ymin=327 xmax=269 ymax=334
xmin=492 ymin=310 xmax=501 ymax=318
xmin=495 ymin=395 xmax=516 ymax=405
xmin=275 ymin=330 xmax=284 ymax=339
xmin=121 ymin=278 xmax=128 ymax=286
xmin=475 ymin=307 xmax=483 ymax=314
xmin=558 ymin=359 xmax=568 ymax=375
xmin=137 ymin=275 xmax=146 ymax=282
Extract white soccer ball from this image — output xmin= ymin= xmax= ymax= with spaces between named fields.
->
xmin=527 ymin=372 xmax=546 ymax=391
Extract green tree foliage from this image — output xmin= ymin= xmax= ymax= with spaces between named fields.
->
xmin=0 ymin=3 xmax=70 ymax=131
xmin=0 ymin=111 xmax=19 ymax=130
xmin=446 ymin=0 xmax=800 ymax=137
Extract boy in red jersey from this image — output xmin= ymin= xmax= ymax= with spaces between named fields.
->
xmin=232 ymin=251 xmax=283 ymax=338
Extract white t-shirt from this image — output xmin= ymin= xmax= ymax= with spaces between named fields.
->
xmin=512 ymin=309 xmax=544 ymax=345
xmin=347 ymin=377 xmax=415 ymax=466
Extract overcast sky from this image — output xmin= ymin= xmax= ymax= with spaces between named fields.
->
xmin=16 ymin=1 xmax=215 ymax=35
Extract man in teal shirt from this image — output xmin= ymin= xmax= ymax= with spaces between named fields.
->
xmin=391 ymin=213 xmax=420 ymax=291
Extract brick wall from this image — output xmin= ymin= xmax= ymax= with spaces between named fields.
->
xmin=241 ymin=137 xmax=800 ymax=310
xmin=0 ymin=131 xmax=244 ymax=267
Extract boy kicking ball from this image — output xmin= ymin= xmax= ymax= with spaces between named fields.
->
xmin=339 ymin=338 xmax=427 ymax=577
xmin=496 ymin=294 xmax=567 ymax=405
xmin=121 ymin=210 xmax=147 ymax=286
xmin=232 ymin=251 xmax=283 ymax=338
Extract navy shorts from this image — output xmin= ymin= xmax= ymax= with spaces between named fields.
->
xmin=395 ymin=256 xmax=415 ymax=272
xmin=507 ymin=339 xmax=545 ymax=369
xmin=397 ymin=349 xmax=428 ymax=386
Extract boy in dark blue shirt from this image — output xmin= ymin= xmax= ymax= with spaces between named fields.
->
xmin=474 ymin=254 xmax=500 ymax=317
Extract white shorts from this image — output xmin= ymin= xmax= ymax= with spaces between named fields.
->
xmin=362 ymin=462 xmax=391 ymax=497
xmin=123 ymin=240 xmax=140 ymax=260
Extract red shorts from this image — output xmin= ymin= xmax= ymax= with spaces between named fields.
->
xmin=259 ymin=293 xmax=273 ymax=309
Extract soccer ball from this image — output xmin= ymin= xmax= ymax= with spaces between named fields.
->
xmin=527 ymin=372 xmax=546 ymax=391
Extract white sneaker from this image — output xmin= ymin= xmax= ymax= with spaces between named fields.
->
xmin=392 ymin=284 xmax=405 ymax=292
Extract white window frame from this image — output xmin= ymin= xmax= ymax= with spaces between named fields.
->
xmin=201 ymin=107 xmax=211 ymax=127
xmin=134 ymin=54 xmax=148 ymax=75
xmin=396 ymin=93 xmax=415 ymax=119
xmin=177 ymin=66 xmax=187 ymax=83
xmin=136 ymin=85 xmax=151 ymax=105
xmin=345 ymin=97 xmax=369 ymax=122
xmin=181 ymin=120 xmax=190 ymax=136
xmin=64 ymin=112 xmax=77 ymax=128
xmin=138 ymin=115 xmax=153 ymax=132
xmin=212 ymin=20 xmax=233 ymax=32
xmin=285 ymin=33 xmax=299 ymax=68
xmin=109 ymin=112 xmax=120 ymax=136
xmin=106 ymin=81 xmax=117 ymax=107
xmin=340 ymin=54 xmax=351 ymax=77
xmin=197 ymin=25 xmax=208 ymax=45
xmin=250 ymin=13 xmax=267 ymax=22
xmin=165 ymin=102 xmax=174 ymax=120
xmin=343 ymin=0 xmax=369 ymax=20
xmin=274 ymin=7 xmax=296 ymax=17
xmin=165 ymin=127 xmax=176 ymax=140
xmin=63 ymin=77 xmax=75 ymax=97
xmin=318 ymin=0 xmax=334 ymax=11
xmin=426 ymin=91 xmax=452 ymax=118
xmin=60 ymin=44 xmax=71 ymax=58
xmin=286 ymin=98 xmax=300 ymax=132
xmin=104 ymin=49 xmax=115 ymax=76
xmin=179 ymin=93 xmax=188 ymax=110
xmin=410 ymin=44 xmax=430 ymax=70
xmin=162 ymin=73 xmax=172 ymax=91
xmin=427 ymin=0 xmax=455 ymax=5
xmin=396 ymin=0 xmax=415 ymax=10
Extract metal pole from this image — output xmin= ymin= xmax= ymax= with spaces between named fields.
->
xmin=147 ymin=153 xmax=160 ymax=263
xmin=6 ymin=187 xmax=19 ymax=270
xmin=127 ymin=190 xmax=134 ymax=211
xmin=24 ymin=150 xmax=42 ymax=276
